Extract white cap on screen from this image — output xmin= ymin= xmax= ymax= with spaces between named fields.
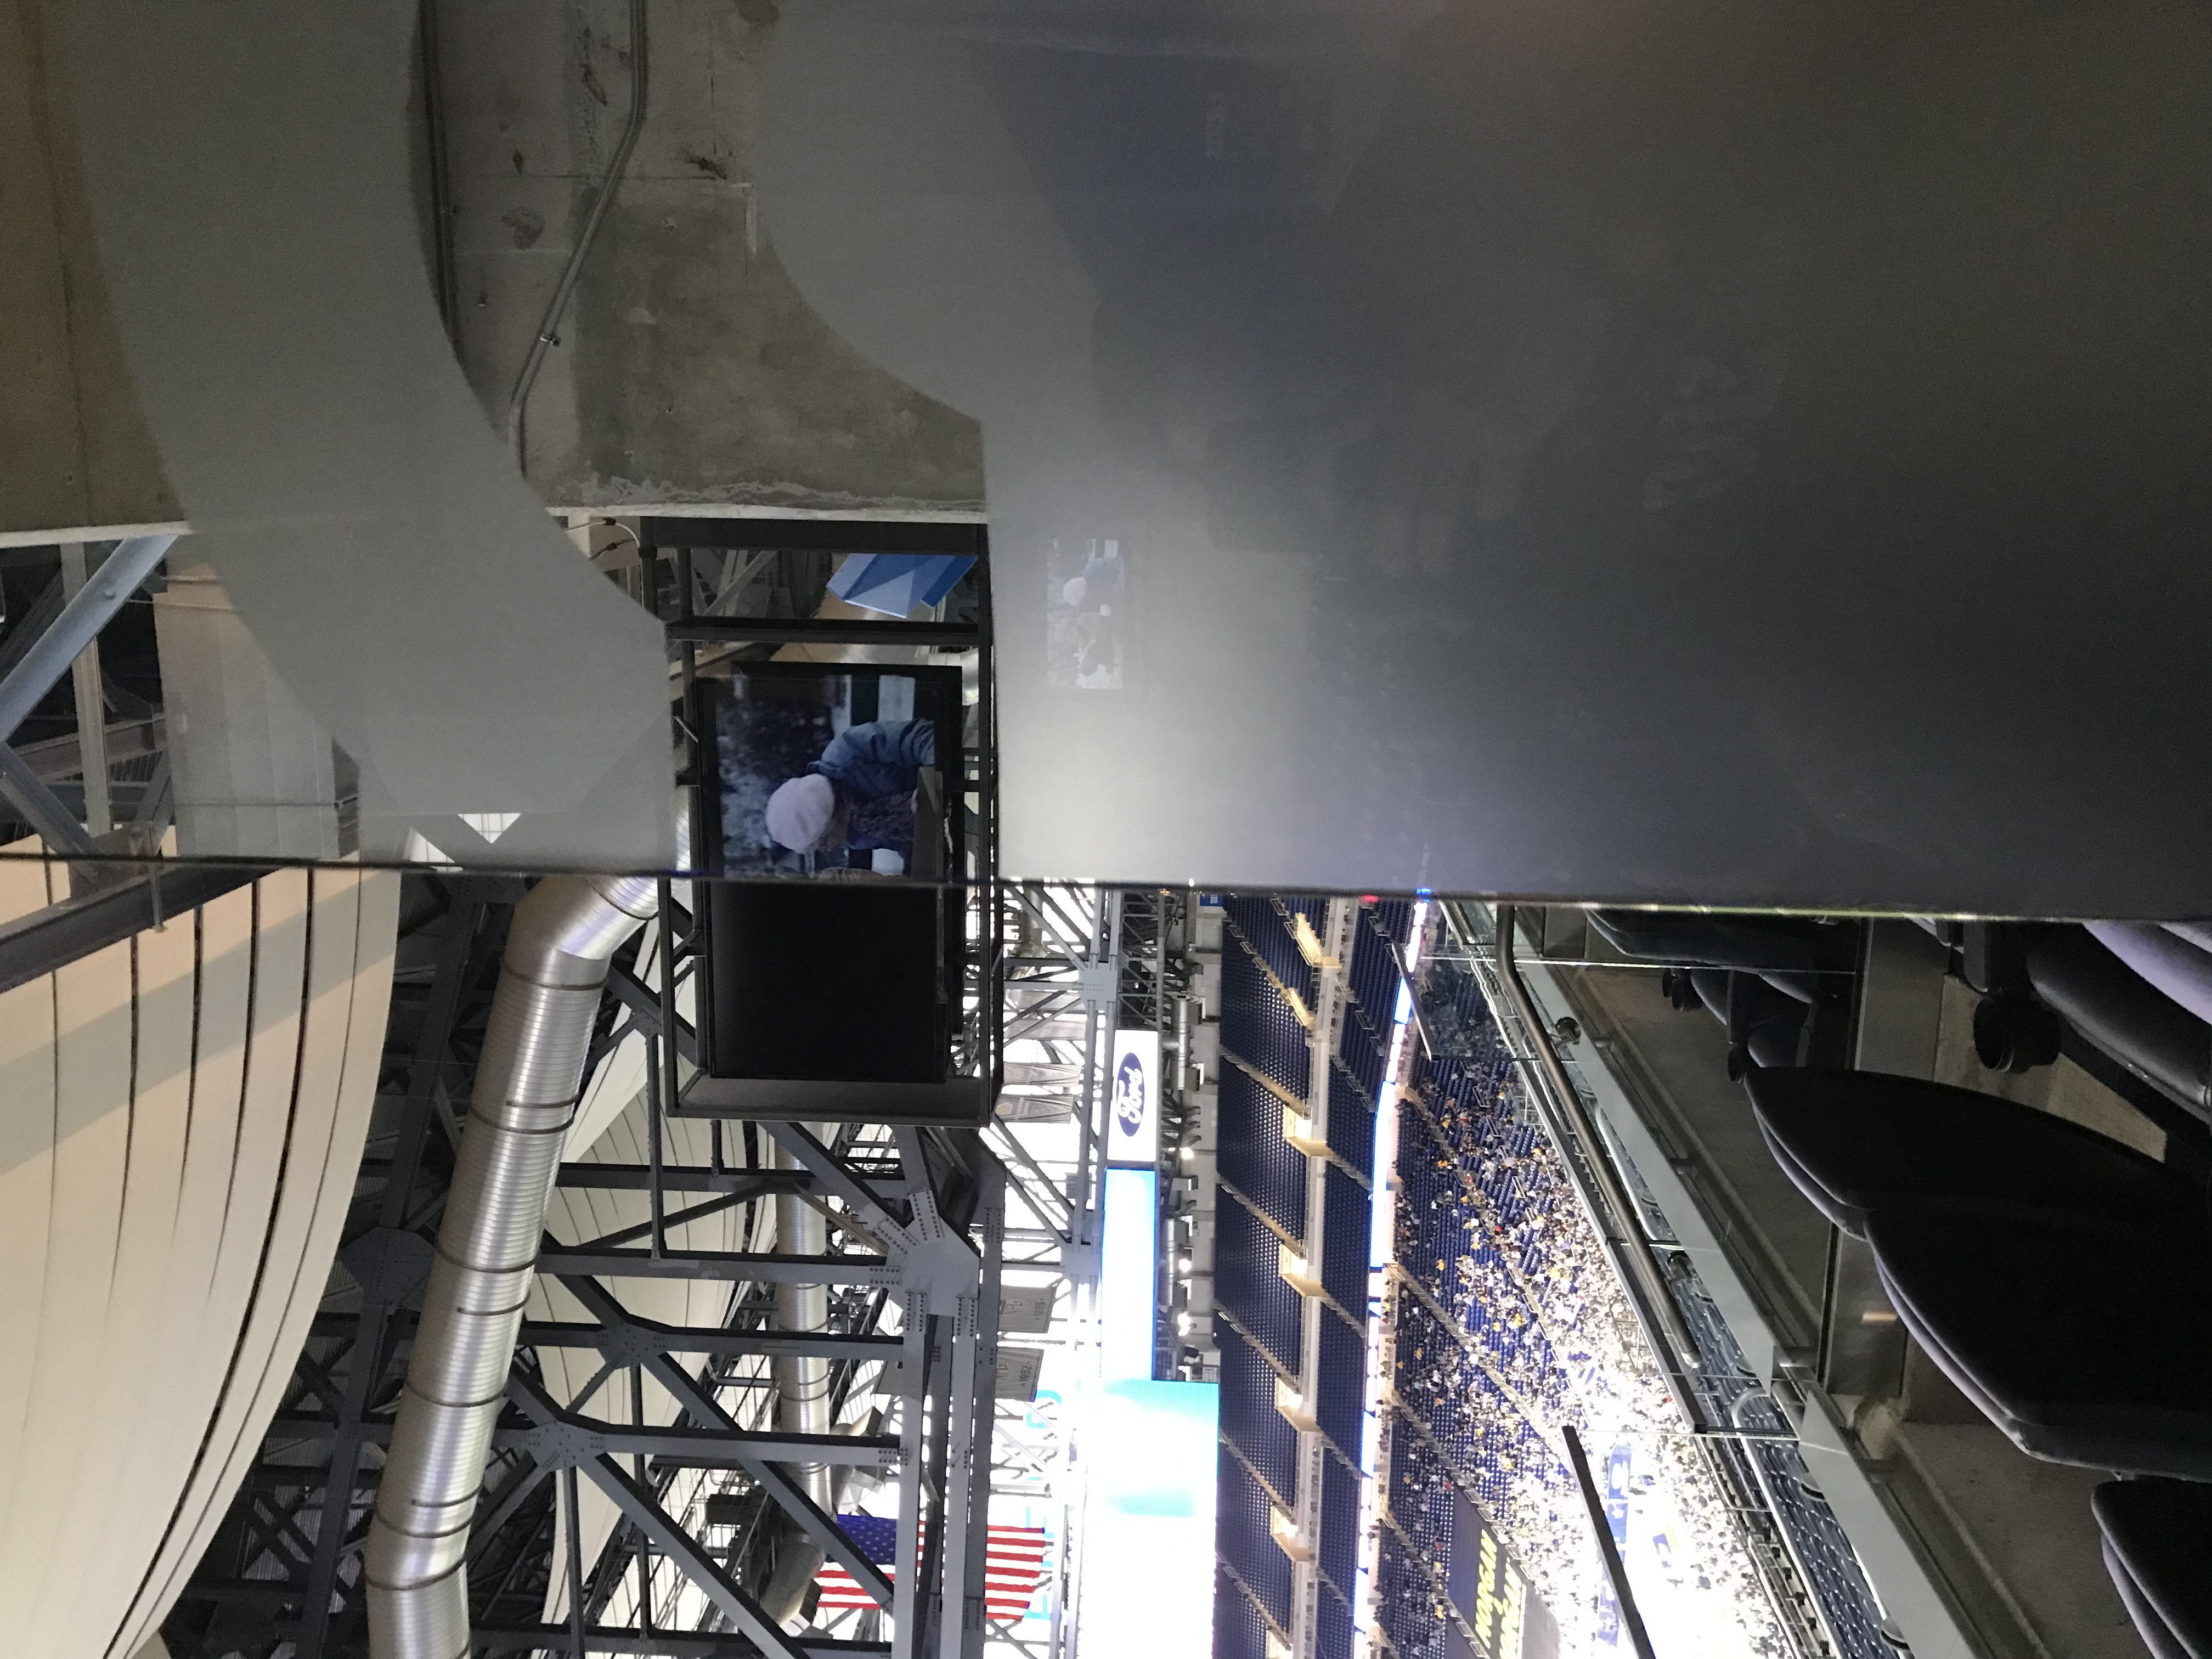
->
xmin=765 ymin=774 xmax=836 ymax=850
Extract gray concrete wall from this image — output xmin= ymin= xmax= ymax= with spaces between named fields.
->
xmin=0 ymin=0 xmax=180 ymax=544
xmin=433 ymin=0 xmax=985 ymax=515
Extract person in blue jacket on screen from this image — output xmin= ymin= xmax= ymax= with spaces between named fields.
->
xmin=763 ymin=718 xmax=936 ymax=865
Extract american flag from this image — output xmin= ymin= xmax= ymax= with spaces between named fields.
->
xmin=816 ymin=1513 xmax=1051 ymax=1620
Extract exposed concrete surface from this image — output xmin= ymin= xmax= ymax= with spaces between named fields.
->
xmin=0 ymin=0 xmax=179 ymax=541
xmin=433 ymin=0 xmax=984 ymax=514
xmin=1931 ymin=973 xmax=2168 ymax=1161
xmin=1859 ymin=1410 xmax=2149 ymax=1659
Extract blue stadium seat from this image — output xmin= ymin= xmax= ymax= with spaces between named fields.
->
xmin=1218 ymin=1322 xmax=1300 ymax=1505
xmin=1220 ymin=1443 xmax=1294 ymax=1630
xmin=1216 ymin=1196 xmax=1304 ymax=1376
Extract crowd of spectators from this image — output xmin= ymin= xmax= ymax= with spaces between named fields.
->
xmin=1378 ymin=990 xmax=1786 ymax=1658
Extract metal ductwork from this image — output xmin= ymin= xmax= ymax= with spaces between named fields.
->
xmin=364 ymin=860 xmax=666 ymax=1659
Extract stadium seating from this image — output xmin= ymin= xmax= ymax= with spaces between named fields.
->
xmin=1746 ymin=1065 xmax=2212 ymax=1477
xmin=1218 ymin=1322 xmax=1300 ymax=1506
xmin=2024 ymin=926 xmax=2212 ymax=1124
xmin=1866 ymin=1206 xmax=2212 ymax=1479
xmin=1220 ymin=1440 xmax=1295 ymax=1629
xmin=2093 ymin=1478 xmax=2212 ymax=1659
xmin=1742 ymin=1068 xmax=2198 ymax=1239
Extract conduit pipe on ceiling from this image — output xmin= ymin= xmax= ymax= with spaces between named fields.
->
xmin=507 ymin=0 xmax=648 ymax=475
xmin=365 ymin=828 xmax=679 ymax=1659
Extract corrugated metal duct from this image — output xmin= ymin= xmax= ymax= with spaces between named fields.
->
xmin=0 ymin=843 xmax=400 ymax=1657
xmin=365 ymin=865 xmax=663 ymax=1659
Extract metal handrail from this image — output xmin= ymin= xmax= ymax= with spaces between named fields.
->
xmin=1494 ymin=904 xmax=1703 ymax=1375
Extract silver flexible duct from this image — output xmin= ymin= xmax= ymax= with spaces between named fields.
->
xmin=364 ymin=863 xmax=664 ymax=1659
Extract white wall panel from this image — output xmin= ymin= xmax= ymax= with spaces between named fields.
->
xmin=1 ymin=861 xmax=140 ymax=1643
xmin=0 ymin=853 xmax=58 ymax=1554
xmin=109 ymin=879 xmax=258 ymax=1647
xmin=0 ymin=852 xmax=399 ymax=1658
xmin=112 ymin=868 xmax=398 ymax=1659
xmin=56 ymin=903 xmax=200 ymax=1645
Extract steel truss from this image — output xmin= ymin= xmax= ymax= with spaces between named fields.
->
xmin=163 ymin=524 xmax=1133 ymax=1659
xmin=165 ymin=874 xmax=1012 ymax=1659
xmin=164 ymin=872 xmax=1131 ymax=1659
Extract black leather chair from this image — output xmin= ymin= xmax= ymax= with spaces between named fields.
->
xmin=2094 ymin=1478 xmax=2212 ymax=1659
xmin=1867 ymin=1205 xmax=2212 ymax=1479
xmin=1745 ymin=1066 xmax=2212 ymax=1479
xmin=1600 ymin=911 xmax=1859 ymax=1071
xmin=2027 ymin=927 xmax=2212 ymax=1125
xmin=1743 ymin=1066 xmax=2200 ymax=1239
xmin=1687 ymin=968 xmax=1811 ymax=1073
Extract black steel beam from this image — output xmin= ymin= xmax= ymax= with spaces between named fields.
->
xmin=537 ymin=1246 xmax=895 ymax=1285
xmin=665 ymin=616 xmax=979 ymax=648
xmin=519 ymin=1319 xmax=901 ymax=1361
xmin=185 ymin=1578 xmax=307 ymax=1605
xmin=1563 ymin=1424 xmax=1659 ymax=1659
xmin=471 ymin=1629 xmax=891 ymax=1658
xmin=555 ymin=1164 xmax=810 ymax=1194
xmin=506 ymin=1369 xmax=811 ymax=1659
xmin=639 ymin=516 xmax=982 ymax=556
xmin=0 ymin=861 xmax=264 ymax=995
xmin=555 ymin=1273 xmax=898 ymax=1613
xmin=606 ymin=960 xmax=699 ymax=1060
xmin=763 ymin=1122 xmax=912 ymax=1242
xmin=263 ymin=1415 xmax=898 ymax=1465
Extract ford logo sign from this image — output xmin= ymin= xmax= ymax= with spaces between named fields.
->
xmin=1113 ymin=1051 xmax=1147 ymax=1136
